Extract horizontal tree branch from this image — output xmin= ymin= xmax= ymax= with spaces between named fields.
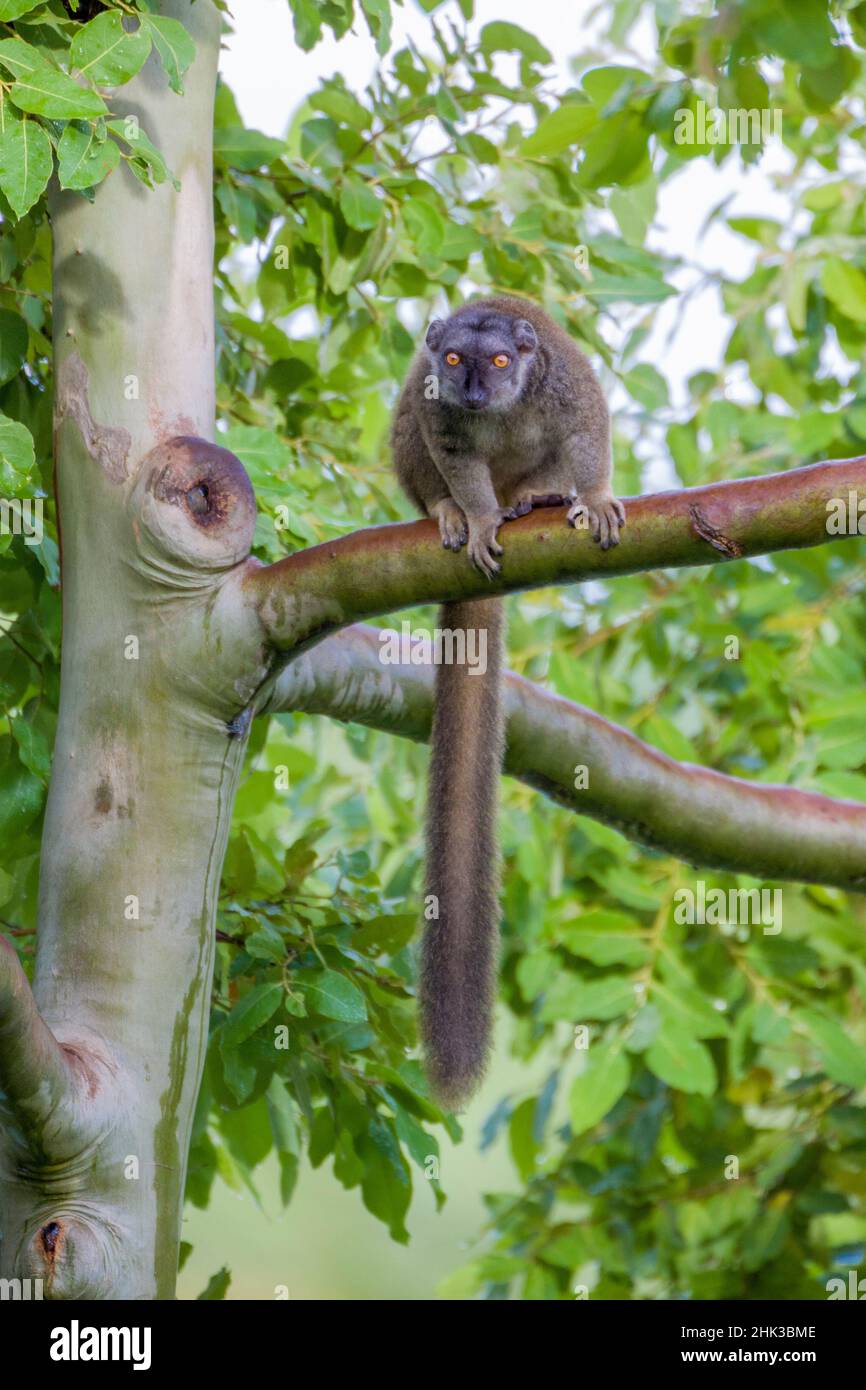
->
xmin=244 ymin=457 xmax=866 ymax=653
xmin=265 ymin=624 xmax=866 ymax=893
xmin=0 ymin=937 xmax=73 ymax=1140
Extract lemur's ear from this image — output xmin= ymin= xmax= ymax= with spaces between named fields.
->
xmin=425 ymin=319 xmax=446 ymax=351
xmin=513 ymin=319 xmax=538 ymax=354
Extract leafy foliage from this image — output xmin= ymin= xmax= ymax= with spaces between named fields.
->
xmin=0 ymin=3 xmax=194 ymax=218
xmin=3 ymin=0 xmax=866 ymax=1298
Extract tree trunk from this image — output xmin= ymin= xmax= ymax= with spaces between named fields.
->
xmin=0 ymin=0 xmax=263 ymax=1301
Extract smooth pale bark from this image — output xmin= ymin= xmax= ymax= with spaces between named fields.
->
xmin=267 ymin=624 xmax=866 ymax=892
xmin=0 ymin=2 xmax=274 ymax=1301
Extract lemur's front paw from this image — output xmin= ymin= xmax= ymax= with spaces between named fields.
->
xmin=431 ymin=498 xmax=468 ymax=551
xmin=568 ymin=493 xmax=626 ymax=551
xmin=467 ymin=510 xmax=507 ymax=579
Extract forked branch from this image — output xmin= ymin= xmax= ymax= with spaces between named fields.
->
xmin=266 ymin=624 xmax=866 ymax=893
xmin=0 ymin=938 xmax=73 ymax=1140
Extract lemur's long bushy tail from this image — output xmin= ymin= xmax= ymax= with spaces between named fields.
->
xmin=420 ymin=596 xmax=505 ymax=1109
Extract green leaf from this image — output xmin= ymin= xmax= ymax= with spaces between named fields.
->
xmin=142 ymin=15 xmax=195 ymax=95
xmin=214 ymin=127 xmax=286 ymax=171
xmin=288 ymin=0 xmax=323 ymax=52
xmin=0 ymin=310 xmax=27 ymax=387
xmin=653 ymin=972 xmax=730 ymax=1040
xmin=337 ymin=847 xmax=370 ymax=878
xmin=437 ymin=1256 xmax=524 ymax=1300
xmin=582 ymin=269 xmax=674 ymax=305
xmin=796 ymin=1009 xmax=866 ymax=1088
xmin=0 ymin=1 xmax=41 ymax=17
xmin=754 ymin=2 xmax=836 ymax=66
xmin=305 ymin=969 xmax=368 ymax=1023
xmin=521 ymin=104 xmax=597 ymax=158
xmin=509 ymin=1097 xmax=538 ymax=1181
xmin=351 ymin=913 xmax=416 ymax=954
xmin=0 ymin=413 xmax=34 ymax=488
xmin=70 ymin=13 xmax=152 ymax=88
xmin=646 ymin=1022 xmax=716 ymax=1095
xmin=339 ymin=175 xmax=383 ymax=231
xmin=610 ymin=177 xmax=657 ymax=247
xmin=11 ymin=717 xmax=50 ymax=782
xmin=569 ymin=1039 xmax=630 ymax=1135
xmin=439 ymin=221 xmax=484 ymax=262
xmin=107 ymin=118 xmax=174 ymax=189
xmin=197 ymin=1267 xmax=231 ymax=1300
xmin=560 ymin=911 xmax=650 ymax=968
xmin=479 ymin=21 xmax=552 ymax=66
xmin=221 ymin=983 xmax=283 ymax=1048
xmin=516 ymin=948 xmax=559 ymax=1001
xmin=578 ymin=110 xmax=648 ymax=187
xmin=360 ymin=0 xmax=392 ymax=57
xmin=624 ymin=362 xmax=669 ymax=411
xmin=539 ymin=973 xmax=635 ymax=1023
xmin=357 ymin=1118 xmax=410 ymax=1242
xmin=277 ymin=1150 xmax=299 ymax=1207
xmin=0 ymin=736 xmax=43 ymax=842
xmin=219 ymin=1094 xmax=272 ymax=1173
xmin=57 ymin=122 xmax=120 ymax=191
xmin=241 ymin=914 xmax=284 ymax=963
xmin=0 ymin=98 xmax=51 ymax=217
xmin=311 ymin=84 xmax=369 ymax=131
xmin=220 ymin=424 xmax=293 ymax=486
xmin=9 ymin=68 xmax=106 ymax=121
xmin=401 ymin=198 xmax=446 ymax=256
xmin=0 ymin=38 xmax=52 ymax=80
xmin=822 ymin=258 xmax=866 ymax=324
xmin=266 ymin=1074 xmax=300 ymax=1156
xmin=583 ymin=64 xmax=650 ymax=107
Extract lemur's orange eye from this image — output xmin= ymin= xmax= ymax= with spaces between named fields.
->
xmin=445 ymin=352 xmax=461 ymax=366
xmin=492 ymin=353 xmax=510 ymax=368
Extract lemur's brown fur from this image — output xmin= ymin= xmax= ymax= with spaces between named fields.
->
xmin=391 ymin=295 xmax=624 ymax=1107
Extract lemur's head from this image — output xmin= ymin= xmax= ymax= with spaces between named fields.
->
xmin=425 ymin=304 xmax=538 ymax=412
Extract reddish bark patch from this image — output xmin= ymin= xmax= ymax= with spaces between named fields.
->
xmin=60 ymin=1042 xmax=107 ymax=1100
xmin=94 ymin=778 xmax=113 ymax=813
xmin=55 ymin=354 xmax=131 ymax=483
xmin=38 ymin=1220 xmax=64 ymax=1265
xmin=147 ymin=436 xmax=255 ymax=534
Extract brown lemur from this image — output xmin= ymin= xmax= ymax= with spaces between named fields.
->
xmin=391 ymin=294 xmax=625 ymax=1107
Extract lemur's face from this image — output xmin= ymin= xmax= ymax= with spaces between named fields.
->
xmin=425 ymin=310 xmax=538 ymax=412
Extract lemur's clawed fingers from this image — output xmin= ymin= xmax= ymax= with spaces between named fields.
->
xmin=568 ymin=494 xmax=623 ymax=550
xmin=433 ymin=499 xmax=469 ymax=551
xmin=467 ymin=512 xmax=506 ymax=579
xmin=597 ymin=497 xmax=623 ymax=549
xmin=468 ymin=537 xmax=503 ymax=579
